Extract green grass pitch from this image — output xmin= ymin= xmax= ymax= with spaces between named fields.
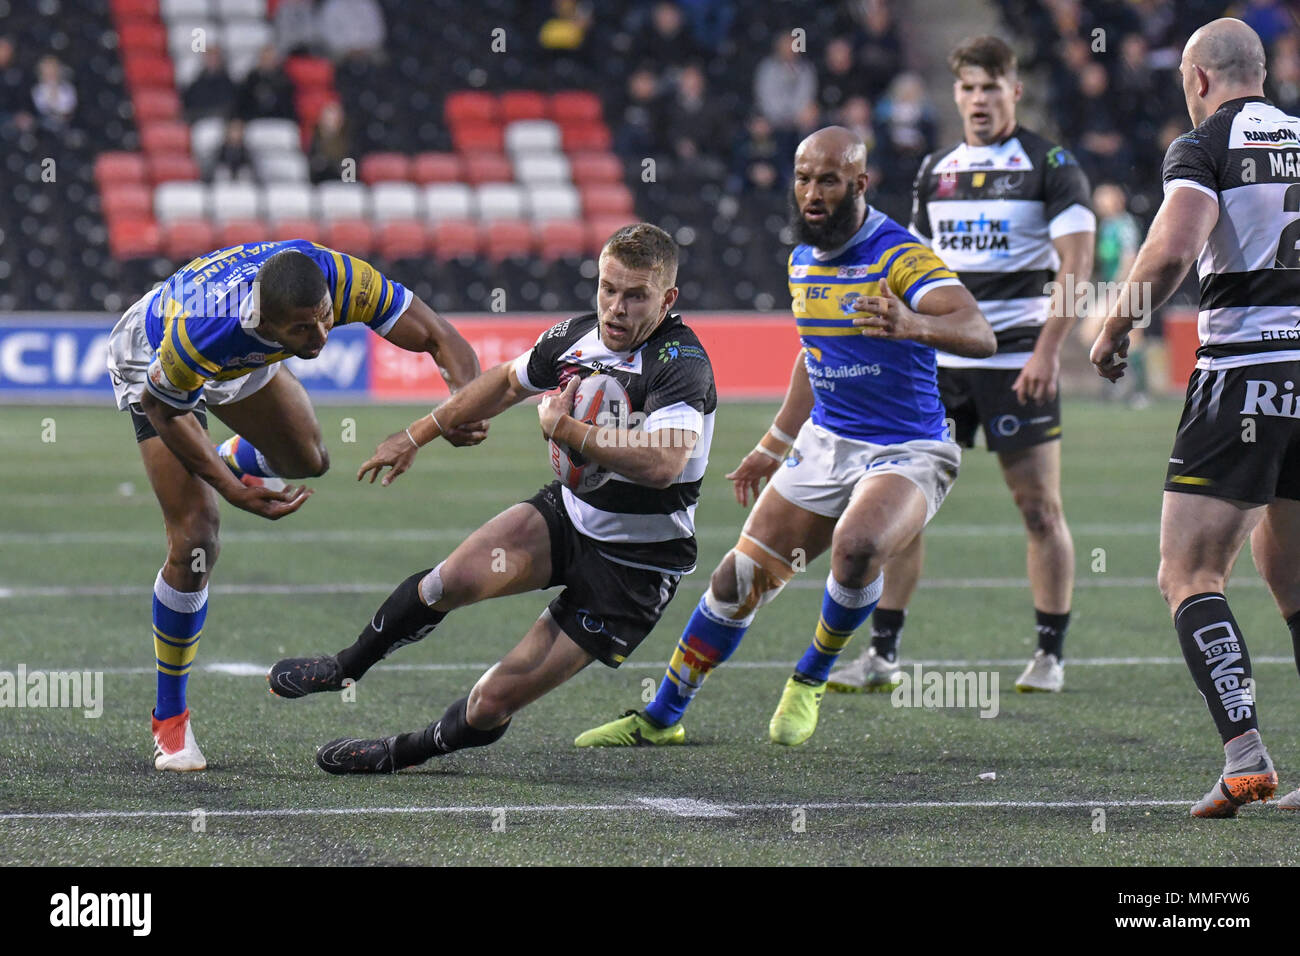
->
xmin=1 ymin=397 xmax=1297 ymax=865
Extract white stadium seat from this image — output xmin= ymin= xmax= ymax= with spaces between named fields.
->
xmin=220 ymin=20 xmax=274 ymax=61
xmin=209 ymin=182 xmax=261 ymax=222
xmin=167 ymin=20 xmax=216 ymax=58
xmin=371 ymin=182 xmax=422 ymax=222
xmin=190 ymin=116 xmax=226 ymax=169
xmin=476 ymin=183 xmax=525 ymax=221
xmin=160 ymin=0 xmax=212 ymax=20
xmin=263 ymin=182 xmax=315 ymax=221
xmin=215 ymin=0 xmax=266 ymax=18
xmin=256 ymin=152 xmax=310 ymax=183
xmin=526 ymin=183 xmax=581 ymax=221
xmin=244 ymin=118 xmax=301 ymax=156
xmin=155 ymin=181 xmax=209 ymax=222
xmin=316 ymin=181 xmax=371 ymax=221
xmin=422 ymin=183 xmax=473 ymax=221
xmin=504 ymin=119 xmax=561 ymax=155
xmin=514 ymin=153 xmax=571 ymax=185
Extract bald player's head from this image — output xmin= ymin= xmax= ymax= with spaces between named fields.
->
xmin=1180 ymin=18 xmax=1266 ymax=125
xmin=790 ymin=126 xmax=869 ymax=250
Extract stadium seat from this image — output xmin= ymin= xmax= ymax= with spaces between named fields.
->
xmin=476 ymin=183 xmax=525 ymax=221
xmin=122 ymin=54 xmax=175 ymax=92
xmin=412 ymin=152 xmax=462 ymax=184
xmin=295 ymin=89 xmax=337 ymax=136
xmin=444 ymin=91 xmax=497 ymax=126
xmin=585 ymin=215 xmax=638 ymax=253
xmin=360 ymin=153 xmax=413 ymax=185
xmin=108 ymin=218 xmax=162 ymax=259
xmin=215 ymin=0 xmax=265 ymax=18
xmin=174 ymin=53 xmax=206 ymax=88
xmin=514 ymin=153 xmax=570 ymax=185
xmin=569 ymin=151 xmax=624 ymax=185
xmin=244 ymin=118 xmax=301 ymax=156
xmin=102 ymin=183 xmax=154 ymax=221
xmin=190 ymin=116 xmax=226 ymax=168
xmin=155 ymin=181 xmax=208 ymax=222
xmin=266 ymin=219 xmax=322 ymax=243
xmin=316 ymin=181 xmax=370 ymax=221
xmin=166 ymin=21 xmax=216 ymax=60
xmin=263 ymin=182 xmax=314 ymax=221
xmin=451 ymin=122 xmax=504 ymax=154
xmin=527 ymin=183 xmax=581 ymax=221
xmin=255 ymin=152 xmax=310 ymax=183
xmin=499 ymin=90 xmax=548 ymax=123
xmin=225 ymin=47 xmax=259 ymax=82
xmin=139 ymin=120 xmax=191 ymax=156
xmin=95 ymin=152 xmax=148 ymax=187
xmin=219 ymin=20 xmax=274 ymax=65
xmin=484 ymin=220 xmax=534 ymax=262
xmin=422 ymin=182 xmax=473 ymax=221
xmin=113 ymin=0 xmax=162 ymax=19
xmin=210 ymin=181 xmax=261 ymax=222
xmin=372 ymin=182 xmax=421 ymax=221
xmin=549 ymin=90 xmax=603 ymax=124
xmin=537 ymin=220 xmax=586 ymax=260
xmin=133 ymin=87 xmax=182 ymax=123
xmin=148 ymin=153 xmax=202 ymax=184
xmin=377 ymin=220 xmax=428 ymax=260
xmin=326 ymin=219 xmax=375 ymax=255
xmin=284 ymin=56 xmax=333 ymax=91
xmin=160 ymin=0 xmax=211 ymax=19
xmin=162 ymin=219 xmax=216 ymax=259
xmin=219 ymin=219 xmax=266 ymax=247
xmin=460 ymin=151 xmax=513 ymax=186
xmin=118 ymin=20 xmax=168 ymax=55
xmin=581 ymin=183 xmax=634 ymax=216
xmin=430 ymin=220 xmax=481 ymax=259
xmin=504 ymin=119 xmax=561 ymax=155
xmin=561 ymin=123 xmax=612 ymax=152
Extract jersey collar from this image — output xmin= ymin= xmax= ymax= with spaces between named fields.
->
xmin=1219 ymin=94 xmax=1272 ymax=111
xmin=811 ymin=207 xmax=885 ymax=261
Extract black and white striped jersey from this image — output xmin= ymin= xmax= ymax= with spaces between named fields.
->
xmin=1163 ymin=95 xmax=1300 ymax=369
xmin=511 ymin=312 xmax=717 ymax=575
xmin=910 ymin=125 xmax=1094 ymax=369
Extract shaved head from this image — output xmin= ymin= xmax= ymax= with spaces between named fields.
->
xmin=795 ymin=126 xmax=868 ymax=175
xmin=791 ymin=126 xmax=870 ymax=250
xmin=1180 ymin=18 xmax=1266 ymax=125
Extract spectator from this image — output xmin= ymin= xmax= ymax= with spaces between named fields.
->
xmin=236 ymin=45 xmax=296 ymax=120
xmin=854 ymin=0 xmax=903 ymax=102
xmin=207 ymin=118 xmax=256 ymax=184
xmin=634 ymin=2 xmax=703 ymax=74
xmin=613 ymin=65 xmax=663 ymax=159
xmin=662 ymin=63 xmax=725 ymax=182
xmin=183 ymin=46 xmax=237 ymax=122
xmin=1072 ymin=61 xmax=1129 ymax=185
xmin=1267 ymin=32 xmax=1300 ymax=114
xmin=31 ymin=55 xmax=75 ymax=131
xmin=539 ymin=0 xmax=592 ymax=52
xmin=308 ymin=100 xmax=352 ymax=183
xmin=874 ymin=72 xmax=935 ymax=171
xmin=677 ymin=0 xmax=734 ymax=54
xmin=728 ymin=113 xmax=785 ymax=195
xmin=754 ymin=32 xmax=817 ymax=136
xmin=1090 ymin=183 xmax=1149 ymax=405
xmin=318 ymin=0 xmax=386 ymax=62
xmin=837 ymin=95 xmax=882 ymax=189
xmin=1239 ymin=0 xmax=1291 ymax=48
xmin=275 ymin=0 xmax=319 ymax=57
xmin=0 ymin=36 xmax=33 ymax=131
xmin=818 ymin=37 xmax=868 ymax=115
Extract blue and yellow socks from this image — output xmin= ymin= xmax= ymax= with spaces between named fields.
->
xmin=794 ymin=572 xmax=883 ymax=684
xmin=152 ymin=569 xmax=207 ymax=720
xmin=216 ymin=435 xmax=278 ymax=479
xmin=645 ymin=594 xmax=751 ymax=728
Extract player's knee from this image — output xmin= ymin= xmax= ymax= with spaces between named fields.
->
xmin=467 ymin=680 xmax=514 ymax=728
xmin=1014 ymin=492 xmax=1061 ymax=537
xmin=706 ymin=546 xmax=791 ymax=621
xmin=278 ymin=442 xmax=329 ymax=478
xmin=167 ymin=515 xmax=220 ymax=581
xmin=831 ymin=532 xmax=886 ymax=583
xmin=709 ymin=554 xmax=739 ymax=604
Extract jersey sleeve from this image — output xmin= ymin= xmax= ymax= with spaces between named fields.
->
xmin=642 ymin=341 xmax=713 ymax=433
xmin=1043 ymin=145 xmax=1096 ymax=237
xmin=317 ymin=247 xmax=413 ymax=335
xmin=909 ymin=152 xmax=935 ymax=245
xmin=145 ymin=299 xmax=222 ymax=409
xmin=511 ymin=318 xmax=581 ymax=392
xmin=885 ymin=242 xmax=962 ymax=312
xmin=1162 ymin=130 xmax=1219 ymax=201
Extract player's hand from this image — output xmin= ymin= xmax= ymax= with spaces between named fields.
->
xmin=726 ymin=448 xmax=782 ymax=508
xmin=227 ymin=483 xmax=313 ymax=519
xmin=1012 ymin=350 xmax=1059 ymax=405
xmin=357 ymin=431 xmax=419 ymax=486
xmin=538 ymin=376 xmax=580 ymax=441
xmin=441 ymin=419 xmax=489 ymax=446
xmin=851 ymin=282 xmax=919 ymax=340
xmin=1090 ymin=325 xmax=1131 ymax=382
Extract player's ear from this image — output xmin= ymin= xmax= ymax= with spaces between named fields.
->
xmin=1195 ymin=64 xmax=1209 ymax=97
xmin=1012 ymin=78 xmax=1023 ymax=103
xmin=662 ymin=285 xmax=680 ymax=315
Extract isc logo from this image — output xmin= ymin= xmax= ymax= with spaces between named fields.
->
xmin=806 ymin=286 xmax=830 ymax=299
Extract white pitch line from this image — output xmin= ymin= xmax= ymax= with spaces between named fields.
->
xmin=0 ymin=798 xmax=1191 ymax=823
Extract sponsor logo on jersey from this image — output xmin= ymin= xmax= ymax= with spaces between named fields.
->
xmin=223 ymin=352 xmax=266 ymax=367
xmin=547 ymin=319 xmax=572 ymax=338
xmin=935 ymin=213 xmax=1012 ymax=252
xmin=790 ymin=265 xmax=810 ymax=278
xmin=1243 ymin=127 xmax=1300 ymax=145
xmin=936 ymin=171 xmax=957 ymax=197
xmin=1241 ymin=378 xmax=1300 ymax=417
xmin=1045 ymin=146 xmax=1076 ymax=167
xmin=972 ymin=172 xmax=985 ymax=188
xmin=657 ymin=341 xmax=706 ymax=363
xmin=837 ymin=265 xmax=871 ymax=278
xmin=987 ymin=172 xmax=1025 ymax=197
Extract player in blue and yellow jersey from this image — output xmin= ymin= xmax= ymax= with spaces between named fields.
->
xmin=576 ymin=126 xmax=995 ymax=747
xmin=106 ymin=240 xmax=485 ymax=771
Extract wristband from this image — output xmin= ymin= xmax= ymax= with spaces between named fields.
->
xmin=769 ymin=424 xmax=796 ymax=445
xmin=405 ymin=428 xmax=419 ymax=449
xmin=754 ymin=444 xmax=785 ymax=463
xmin=579 ymin=424 xmax=595 ymax=455
xmin=429 ymin=409 xmax=447 ymax=437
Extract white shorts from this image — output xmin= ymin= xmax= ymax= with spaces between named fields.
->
xmin=107 ymin=292 xmax=279 ymax=411
xmin=768 ymin=421 xmax=961 ymax=524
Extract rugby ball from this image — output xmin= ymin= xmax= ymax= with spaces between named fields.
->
xmin=550 ymin=373 xmax=630 ymax=493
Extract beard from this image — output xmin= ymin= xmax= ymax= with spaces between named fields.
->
xmin=790 ymin=182 xmax=863 ymax=250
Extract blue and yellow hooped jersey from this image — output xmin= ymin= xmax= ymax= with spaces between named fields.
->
xmin=142 ymin=239 xmax=412 ymax=409
xmin=790 ymin=207 xmax=962 ymax=444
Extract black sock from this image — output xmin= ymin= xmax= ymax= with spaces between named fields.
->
xmin=335 ymin=569 xmax=445 ymax=680
xmin=1035 ymin=609 xmax=1070 ymax=659
xmin=1174 ymin=593 xmax=1258 ymax=745
xmin=391 ymin=696 xmax=509 ymax=767
xmin=869 ymin=608 xmax=906 ymax=661
xmin=1287 ymin=610 xmax=1300 ymax=679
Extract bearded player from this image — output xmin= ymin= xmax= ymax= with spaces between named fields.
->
xmin=576 ymin=127 xmax=994 ymax=748
xmin=265 ymin=224 xmax=718 ymax=774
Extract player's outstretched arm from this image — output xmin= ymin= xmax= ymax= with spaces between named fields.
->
xmin=140 ymin=391 xmax=313 ymax=519
xmin=727 ymin=351 xmax=814 ymax=506
xmin=853 ymin=282 xmax=995 ymax=358
xmin=1091 ymin=187 xmax=1218 ymax=381
xmin=357 ymin=362 xmax=534 ymax=486
xmin=382 ymin=295 xmax=488 ymax=447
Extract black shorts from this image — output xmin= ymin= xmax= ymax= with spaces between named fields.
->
xmin=524 ymin=481 xmax=681 ymax=668
xmin=1165 ymin=362 xmax=1300 ymax=504
xmin=128 ymin=401 xmax=208 ymax=443
xmin=938 ymin=366 xmax=1062 ymax=452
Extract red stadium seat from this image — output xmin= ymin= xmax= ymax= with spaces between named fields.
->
xmin=568 ymin=151 xmax=623 ymax=185
xmin=111 ymin=0 xmax=160 ymax=19
xmin=585 ymin=215 xmax=639 ymax=253
xmin=139 ymin=121 xmax=190 ymax=157
xmin=133 ymin=86 xmax=181 ymax=123
xmin=444 ymin=91 xmax=497 ymax=126
xmin=95 ymin=152 xmax=148 ymax=187
xmin=219 ymin=220 xmax=267 ymax=247
xmin=580 ymin=183 xmax=634 ymax=216
xmin=163 ymin=220 xmax=217 ymax=260
xmin=561 ymin=123 xmax=612 ymax=152
xmin=451 ymin=122 xmax=504 ymax=154
xmin=377 ymin=220 xmax=429 ymax=260
xmin=499 ymin=90 xmax=548 ymax=123
xmin=267 ymin=219 xmax=323 ymax=244
xmin=108 ymin=218 xmax=161 ymax=259
xmin=549 ymin=90 xmax=603 ymax=124
xmin=538 ymin=220 xmax=586 ymax=260
xmin=296 ymin=89 xmax=338 ymax=139
xmin=360 ymin=152 xmax=412 ymax=184
xmin=412 ymin=152 xmax=463 ymax=184
xmin=118 ymin=20 xmax=167 ymax=55
xmin=122 ymin=53 xmax=174 ymax=93
xmin=284 ymin=56 xmax=334 ymax=91
xmin=484 ymin=219 xmax=533 ymax=261
xmin=147 ymin=153 xmax=200 ymax=184
xmin=430 ymin=220 xmax=481 ymax=260
xmin=459 ymin=151 xmax=512 ymax=185
xmin=101 ymin=183 xmax=153 ymax=221
xmin=326 ymin=219 xmax=375 ymax=255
